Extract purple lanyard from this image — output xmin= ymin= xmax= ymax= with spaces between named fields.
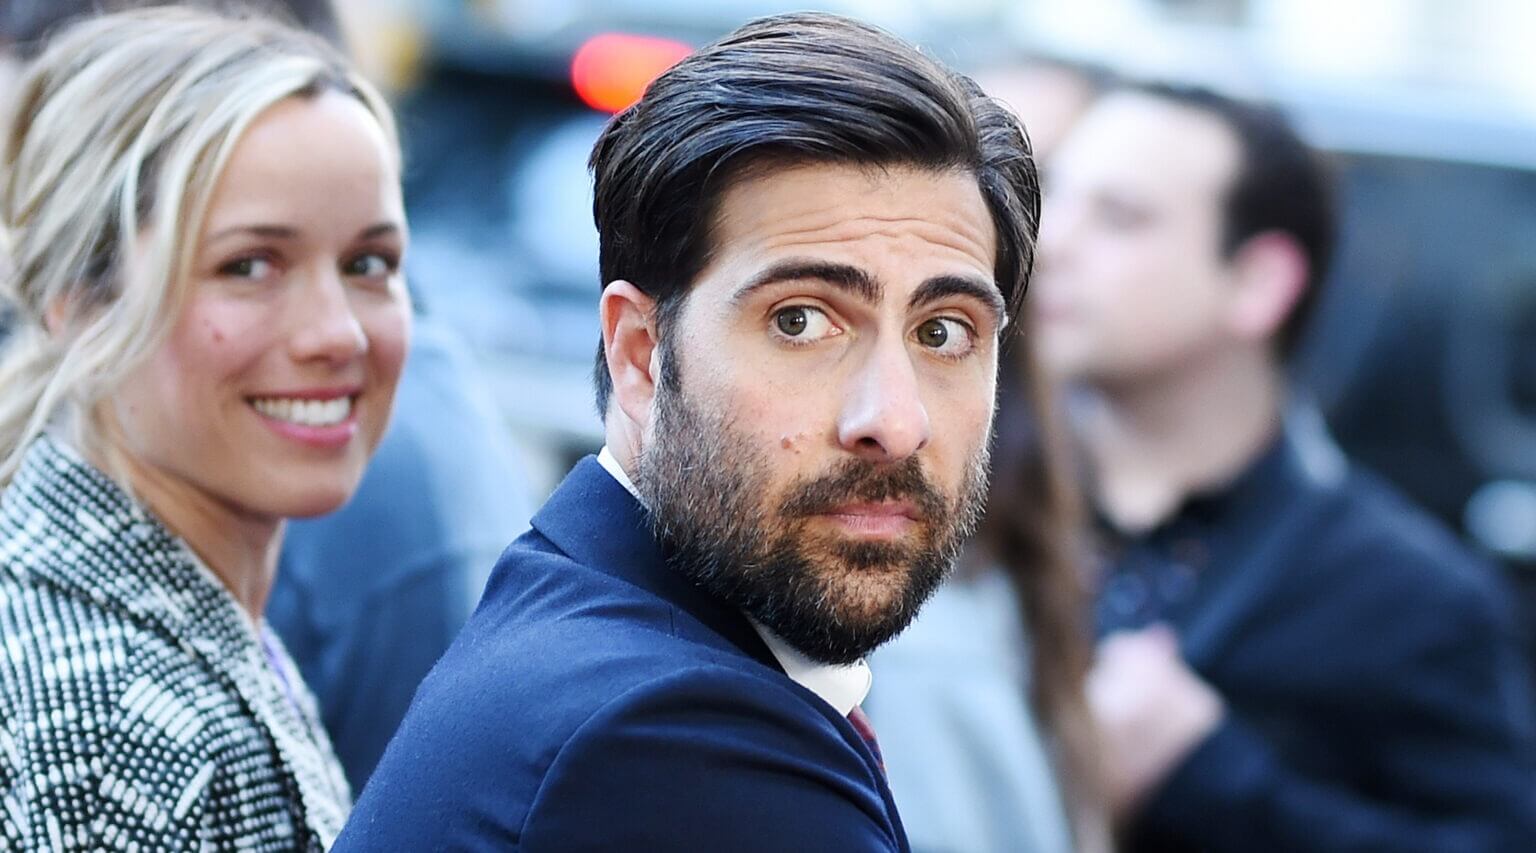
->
xmin=259 ymin=627 xmax=305 ymax=721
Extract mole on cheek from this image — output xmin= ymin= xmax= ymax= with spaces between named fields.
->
xmin=779 ymin=432 xmax=809 ymax=454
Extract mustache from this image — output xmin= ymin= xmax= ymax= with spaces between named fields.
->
xmin=778 ymin=455 xmax=949 ymax=522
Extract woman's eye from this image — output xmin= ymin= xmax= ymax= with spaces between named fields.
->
xmin=772 ymin=305 xmax=838 ymax=343
xmin=344 ymin=253 xmax=395 ymax=278
xmin=219 ymin=256 xmax=274 ymax=280
xmin=915 ymin=317 xmax=975 ymax=357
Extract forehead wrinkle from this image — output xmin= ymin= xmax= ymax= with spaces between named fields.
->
xmin=706 ymin=164 xmax=1000 ymax=298
xmin=751 ymin=214 xmax=993 ymax=268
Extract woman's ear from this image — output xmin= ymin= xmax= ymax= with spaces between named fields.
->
xmin=44 ymin=294 xmax=75 ymax=336
xmin=600 ymin=280 xmax=660 ymax=431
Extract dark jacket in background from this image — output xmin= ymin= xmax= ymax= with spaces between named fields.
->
xmin=268 ymin=318 xmax=532 ymax=792
xmin=1097 ymin=416 xmax=1536 ymax=852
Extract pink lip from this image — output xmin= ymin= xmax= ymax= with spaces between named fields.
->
xmin=248 ymin=389 xmax=362 ymax=451
xmin=817 ymin=501 xmax=923 ymax=538
xmin=256 ymin=415 xmax=359 ymax=450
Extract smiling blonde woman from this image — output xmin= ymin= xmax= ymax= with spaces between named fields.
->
xmin=0 ymin=7 xmax=410 ymax=849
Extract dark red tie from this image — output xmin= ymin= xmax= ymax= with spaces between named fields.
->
xmin=846 ymin=705 xmax=885 ymax=774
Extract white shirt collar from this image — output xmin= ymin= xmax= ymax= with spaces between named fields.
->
xmin=597 ymin=445 xmax=642 ymax=499
xmin=594 ymin=445 xmax=873 ymax=716
xmin=749 ymin=620 xmax=872 ymax=716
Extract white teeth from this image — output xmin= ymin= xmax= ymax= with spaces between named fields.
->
xmin=251 ymin=396 xmax=352 ymax=427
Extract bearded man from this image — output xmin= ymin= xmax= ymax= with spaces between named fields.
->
xmin=336 ymin=11 xmax=1040 ymax=852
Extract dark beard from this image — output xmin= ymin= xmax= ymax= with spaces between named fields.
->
xmin=637 ymin=374 xmax=992 ymax=666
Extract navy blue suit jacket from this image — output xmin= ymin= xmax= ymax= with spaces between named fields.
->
xmin=335 ymin=457 xmax=907 ymax=851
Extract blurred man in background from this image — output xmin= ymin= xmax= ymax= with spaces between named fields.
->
xmin=1037 ymin=81 xmax=1536 ymax=851
xmin=1 ymin=0 xmax=533 ymax=793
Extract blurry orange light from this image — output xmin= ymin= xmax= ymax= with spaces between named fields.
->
xmin=571 ymin=33 xmax=692 ymax=114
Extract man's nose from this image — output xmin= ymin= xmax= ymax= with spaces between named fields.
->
xmin=836 ymin=335 xmax=931 ymax=463
xmin=289 ymin=270 xmax=368 ymax=363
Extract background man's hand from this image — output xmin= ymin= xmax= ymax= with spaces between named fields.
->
xmin=1088 ymin=625 xmax=1225 ymax=820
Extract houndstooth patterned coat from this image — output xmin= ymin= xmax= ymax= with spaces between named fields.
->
xmin=0 ymin=436 xmax=351 ymax=850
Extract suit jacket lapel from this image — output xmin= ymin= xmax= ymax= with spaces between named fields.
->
xmin=530 ymin=456 xmax=780 ymax=672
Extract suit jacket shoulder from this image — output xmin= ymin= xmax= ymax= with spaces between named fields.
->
xmin=338 ymin=458 xmax=904 ymax=852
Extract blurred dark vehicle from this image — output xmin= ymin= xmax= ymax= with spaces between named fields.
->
xmin=1287 ymin=90 xmax=1536 ymax=653
xmin=394 ymin=6 xmax=1536 ymax=653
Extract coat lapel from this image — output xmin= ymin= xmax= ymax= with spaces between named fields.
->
xmin=530 ymin=456 xmax=779 ymax=672
xmin=0 ymin=436 xmax=350 ymax=842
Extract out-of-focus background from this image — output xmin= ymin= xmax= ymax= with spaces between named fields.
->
xmin=339 ymin=0 xmax=1536 ymax=612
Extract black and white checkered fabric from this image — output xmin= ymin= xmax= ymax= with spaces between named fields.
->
xmin=0 ymin=435 xmax=350 ymax=850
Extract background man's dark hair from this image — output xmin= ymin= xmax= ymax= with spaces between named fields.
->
xmin=588 ymin=11 xmax=1041 ymax=413
xmin=1 ymin=0 xmax=342 ymax=55
xmin=1121 ymin=81 xmax=1336 ymax=357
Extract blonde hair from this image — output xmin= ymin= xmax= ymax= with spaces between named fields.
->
xmin=0 ymin=6 xmax=399 ymax=484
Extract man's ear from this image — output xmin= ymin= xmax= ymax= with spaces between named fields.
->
xmin=1225 ymin=231 xmax=1308 ymax=344
xmin=600 ymin=280 xmax=660 ymax=430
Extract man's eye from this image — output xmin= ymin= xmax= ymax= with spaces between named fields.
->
xmin=915 ymin=317 xmax=975 ymax=357
xmin=772 ymin=305 xmax=838 ymax=343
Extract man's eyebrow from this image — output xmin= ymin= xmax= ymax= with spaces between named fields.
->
xmin=732 ymin=260 xmax=883 ymax=305
xmin=908 ymin=275 xmax=1007 ymax=327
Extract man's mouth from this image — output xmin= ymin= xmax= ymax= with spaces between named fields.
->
xmin=816 ymin=500 xmax=924 ymax=538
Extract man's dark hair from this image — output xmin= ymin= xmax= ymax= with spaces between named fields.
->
xmin=1122 ymin=82 xmax=1335 ymax=357
xmin=588 ymin=11 xmax=1040 ymax=413
xmin=2 ymin=0 xmax=342 ymax=55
